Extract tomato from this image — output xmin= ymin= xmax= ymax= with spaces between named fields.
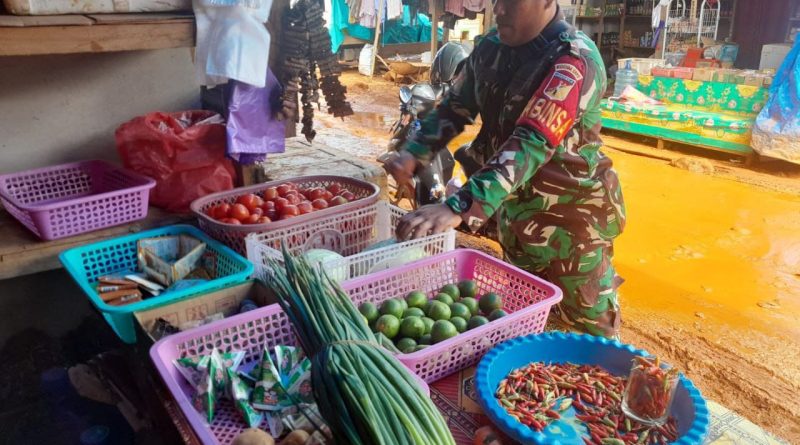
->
xmin=212 ymin=203 xmax=231 ymax=220
xmin=250 ymin=207 xmax=264 ymax=217
xmin=256 ymin=216 xmax=272 ymax=224
xmin=263 ymin=209 xmax=278 ymax=221
xmin=263 ymin=187 xmax=278 ymax=201
xmin=326 ymin=183 xmax=342 ymax=195
xmin=273 ymin=197 xmax=289 ymax=212
xmin=222 ymin=218 xmax=242 ymax=225
xmin=276 ymin=184 xmax=292 ymax=196
xmin=297 ymin=201 xmax=313 ymax=214
xmin=243 ymin=214 xmax=261 ymax=224
xmin=235 ymin=193 xmax=261 ymax=210
xmin=312 ymin=198 xmax=329 ymax=210
xmin=330 ymin=196 xmax=348 ymax=206
xmin=322 ymin=190 xmax=334 ymax=201
xmin=281 ymin=204 xmax=299 ymax=217
xmin=229 ymin=203 xmax=250 ymax=221
xmin=305 ymin=188 xmax=325 ymax=200
xmin=286 ymin=193 xmax=301 ymax=205
xmin=340 ymin=191 xmax=356 ymax=201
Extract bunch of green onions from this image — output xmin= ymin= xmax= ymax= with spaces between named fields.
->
xmin=268 ymin=248 xmax=455 ymax=445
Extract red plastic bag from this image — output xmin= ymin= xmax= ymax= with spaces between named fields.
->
xmin=115 ymin=111 xmax=237 ymax=213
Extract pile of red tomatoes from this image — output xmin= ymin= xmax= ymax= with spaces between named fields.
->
xmin=205 ymin=183 xmax=356 ymax=225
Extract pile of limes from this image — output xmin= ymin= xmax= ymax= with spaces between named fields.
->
xmin=358 ymin=280 xmax=507 ymax=353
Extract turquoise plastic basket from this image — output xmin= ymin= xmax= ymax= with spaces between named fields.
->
xmin=59 ymin=225 xmax=253 ymax=343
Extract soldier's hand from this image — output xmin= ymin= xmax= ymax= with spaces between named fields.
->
xmin=396 ymin=203 xmax=462 ymax=240
xmin=381 ymin=150 xmax=418 ymax=191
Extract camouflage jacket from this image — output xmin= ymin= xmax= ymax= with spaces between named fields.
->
xmin=405 ymin=18 xmax=626 ymax=245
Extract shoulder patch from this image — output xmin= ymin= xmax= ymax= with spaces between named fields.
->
xmin=517 ymin=55 xmax=586 ymax=146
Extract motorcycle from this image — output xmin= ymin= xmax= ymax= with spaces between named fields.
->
xmin=379 ymin=42 xmax=470 ymax=209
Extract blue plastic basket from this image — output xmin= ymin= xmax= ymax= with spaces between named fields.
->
xmin=475 ymin=333 xmax=709 ymax=445
xmin=60 ymin=224 xmax=253 ymax=343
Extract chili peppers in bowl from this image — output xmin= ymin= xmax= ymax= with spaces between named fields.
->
xmin=622 ymin=356 xmax=679 ymax=427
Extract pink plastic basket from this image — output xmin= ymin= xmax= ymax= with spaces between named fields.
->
xmin=150 ymin=302 xmax=430 ymax=445
xmin=190 ymin=175 xmax=380 ymax=254
xmin=340 ymin=249 xmax=564 ymax=383
xmin=0 ymin=160 xmax=155 ymax=240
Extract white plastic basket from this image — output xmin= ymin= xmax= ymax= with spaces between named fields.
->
xmin=246 ymin=201 xmax=456 ymax=282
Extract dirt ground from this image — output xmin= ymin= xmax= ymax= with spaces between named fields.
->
xmin=313 ymin=71 xmax=800 ymax=442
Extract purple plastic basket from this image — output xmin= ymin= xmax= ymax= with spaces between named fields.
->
xmin=340 ymin=249 xmax=563 ymax=383
xmin=0 ymin=160 xmax=156 ymax=240
xmin=150 ymin=302 xmax=430 ymax=445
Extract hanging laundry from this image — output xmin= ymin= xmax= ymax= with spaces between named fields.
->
xmin=463 ymin=0 xmax=486 ymax=13
xmin=386 ymin=0 xmax=403 ymax=20
xmin=444 ymin=0 xmax=463 ymax=17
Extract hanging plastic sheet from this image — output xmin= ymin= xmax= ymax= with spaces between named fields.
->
xmin=751 ymin=39 xmax=800 ymax=164
xmin=226 ymin=68 xmax=286 ymax=164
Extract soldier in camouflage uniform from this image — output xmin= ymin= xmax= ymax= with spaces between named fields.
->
xmin=387 ymin=0 xmax=626 ymax=337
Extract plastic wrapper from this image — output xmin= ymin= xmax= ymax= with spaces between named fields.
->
xmin=174 ymin=349 xmax=245 ymax=422
xmin=251 ymin=349 xmax=282 ymax=411
xmin=226 ymin=368 xmax=264 ymax=428
xmin=115 ymin=110 xmax=237 ymax=213
xmin=226 ymin=68 xmax=286 ymax=164
xmin=752 ymin=38 xmax=800 ymax=165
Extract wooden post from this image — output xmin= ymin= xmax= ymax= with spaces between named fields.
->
xmin=430 ymin=0 xmax=439 ymax=55
xmin=370 ymin=0 xmax=386 ymax=76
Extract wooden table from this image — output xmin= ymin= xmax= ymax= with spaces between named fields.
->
xmin=0 ymin=206 xmax=187 ymax=280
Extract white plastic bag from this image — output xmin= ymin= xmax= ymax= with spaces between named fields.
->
xmin=358 ymin=44 xmax=375 ymax=76
xmin=193 ymin=0 xmax=273 ymax=87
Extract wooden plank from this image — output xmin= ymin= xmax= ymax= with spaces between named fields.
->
xmin=377 ymin=41 xmax=430 ymax=57
xmin=0 ymin=14 xmax=95 ymax=27
xmin=430 ymin=0 xmax=439 ymax=55
xmin=369 ymin=0 xmax=385 ymax=76
xmin=0 ymin=21 xmax=195 ymax=56
xmin=0 ymin=206 xmax=188 ymax=280
xmin=86 ymin=12 xmax=193 ymax=24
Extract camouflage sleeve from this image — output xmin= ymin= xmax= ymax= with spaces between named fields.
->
xmin=404 ymin=56 xmax=479 ymax=165
xmin=445 ymin=54 xmax=589 ymax=231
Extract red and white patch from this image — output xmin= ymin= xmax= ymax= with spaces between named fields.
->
xmin=517 ymin=56 xmax=586 ymax=147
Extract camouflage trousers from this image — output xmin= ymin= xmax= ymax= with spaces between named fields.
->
xmin=497 ymin=203 xmax=623 ymax=338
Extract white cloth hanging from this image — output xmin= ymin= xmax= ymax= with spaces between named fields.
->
xmin=652 ymin=0 xmax=670 ymax=29
xmin=386 ymin=0 xmax=402 ymax=20
xmin=193 ymin=0 xmax=273 ymax=87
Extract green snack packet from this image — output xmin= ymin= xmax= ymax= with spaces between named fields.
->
xmin=285 ymin=357 xmax=314 ymax=405
xmin=275 ymin=345 xmax=303 ymax=381
xmin=191 ymin=353 xmax=217 ymax=423
xmin=226 ymin=367 xmax=263 ymax=428
xmin=174 ymin=355 xmax=210 ymax=388
xmin=251 ymin=348 xmax=282 ymax=411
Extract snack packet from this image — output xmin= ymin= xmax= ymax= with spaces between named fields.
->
xmin=251 ymin=348 xmax=282 ymax=411
xmin=191 ymin=351 xmax=218 ymax=423
xmin=226 ymin=367 xmax=264 ymax=428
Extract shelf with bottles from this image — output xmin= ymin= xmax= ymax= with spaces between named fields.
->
xmin=601 ymin=31 xmax=620 ymax=47
xmin=625 ymin=0 xmax=654 ymax=17
xmin=621 ymin=30 xmax=655 ymax=48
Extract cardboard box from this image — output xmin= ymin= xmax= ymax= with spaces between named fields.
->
xmin=651 ymin=67 xmax=673 ymax=78
xmin=133 ymin=279 xmax=277 ymax=346
xmin=692 ymin=68 xmax=716 ymax=82
xmin=743 ymin=76 xmax=765 ymax=87
xmin=672 ymin=67 xmax=695 ymax=79
xmin=713 ymin=69 xmax=737 ymax=83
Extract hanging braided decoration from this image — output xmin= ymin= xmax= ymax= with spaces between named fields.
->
xmin=281 ymin=0 xmax=354 ymax=142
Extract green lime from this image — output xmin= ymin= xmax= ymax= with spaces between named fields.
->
xmin=434 ymin=293 xmax=454 ymax=306
xmin=403 ymin=307 xmax=425 ymax=318
xmin=358 ymin=302 xmax=379 ymax=324
xmin=488 ymin=309 xmax=508 ymax=321
xmin=421 ymin=317 xmax=435 ymax=334
xmin=439 ymin=283 xmax=461 ymax=300
xmin=400 ymin=316 xmax=426 ymax=339
xmin=479 ymin=292 xmax=503 ymax=315
xmin=374 ymin=314 xmax=400 ymax=338
xmin=468 ymin=315 xmax=490 ymax=330
xmin=450 ymin=316 xmax=468 ymax=333
xmin=396 ymin=337 xmax=417 ymax=353
xmin=380 ymin=299 xmax=405 ymax=319
xmin=405 ymin=290 xmax=428 ymax=309
xmin=397 ymin=298 xmax=408 ymax=311
xmin=425 ymin=300 xmax=452 ymax=321
xmin=431 ymin=320 xmax=458 ymax=343
xmin=457 ymin=280 xmax=478 ymax=299
xmin=419 ymin=334 xmax=432 ymax=345
xmin=414 ymin=345 xmax=429 ymax=351
xmin=461 ymin=297 xmax=479 ymax=316
xmin=449 ymin=302 xmax=471 ymax=320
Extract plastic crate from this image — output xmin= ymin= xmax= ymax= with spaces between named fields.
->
xmin=246 ymin=201 xmax=456 ymax=282
xmin=618 ymin=57 xmax=666 ymax=76
xmin=190 ymin=175 xmax=380 ymax=254
xmin=150 ymin=302 xmax=430 ymax=445
xmin=0 ymin=160 xmax=156 ymax=240
xmin=59 ymin=225 xmax=253 ymax=344
xmin=339 ymin=249 xmax=563 ymax=383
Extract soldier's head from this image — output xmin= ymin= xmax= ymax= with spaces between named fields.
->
xmin=493 ymin=0 xmax=558 ymax=47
